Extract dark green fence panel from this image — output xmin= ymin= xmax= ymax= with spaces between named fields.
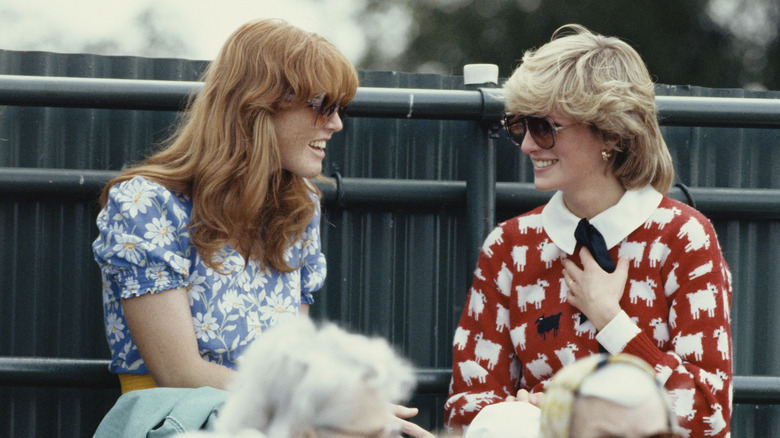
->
xmin=1 ymin=49 xmax=780 ymax=436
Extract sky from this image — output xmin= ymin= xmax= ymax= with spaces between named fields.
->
xmin=1 ymin=0 xmax=776 ymax=83
xmin=0 ymin=0 xmax=375 ymax=63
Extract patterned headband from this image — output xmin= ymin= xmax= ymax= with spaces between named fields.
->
xmin=539 ymin=353 xmax=676 ymax=438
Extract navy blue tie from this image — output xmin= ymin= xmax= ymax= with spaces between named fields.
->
xmin=574 ymin=218 xmax=616 ymax=273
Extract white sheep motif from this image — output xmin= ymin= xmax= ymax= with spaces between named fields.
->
xmin=669 ymin=306 xmax=678 ymax=329
xmin=468 ymin=288 xmax=486 ymax=321
xmin=453 ymin=326 xmax=470 ymax=351
xmin=495 ymin=262 xmax=513 ymax=297
xmin=558 ymin=277 xmax=570 ymax=303
xmin=649 ymin=317 xmax=670 ymax=347
xmin=677 ymin=217 xmax=711 ymax=252
xmin=673 ymin=332 xmax=704 ymax=361
xmin=668 ymin=387 xmax=697 ymax=421
xmin=537 ymin=239 xmax=563 ymax=268
xmin=629 ymin=277 xmax=658 ymax=306
xmin=516 ymin=279 xmax=549 ymax=311
xmin=458 ymin=360 xmax=488 ymax=386
xmin=699 ymin=368 xmax=728 ymax=394
xmin=554 ymin=342 xmax=579 ymax=367
xmin=688 ymin=260 xmax=714 ymax=280
xmin=687 ymin=283 xmax=718 ymax=319
xmin=664 ymin=262 xmax=681 ymax=297
xmin=495 ymin=303 xmax=510 ymax=333
xmin=511 ymin=245 xmax=528 ymax=272
xmin=527 ymin=353 xmax=554 ymax=380
xmin=713 ymin=326 xmax=730 ymax=360
xmin=482 ymin=227 xmax=504 ymax=257
xmin=572 ymin=313 xmax=597 ymax=339
xmin=644 ymin=206 xmax=681 ymax=229
xmin=619 ymin=240 xmax=646 ymax=268
xmin=474 ymin=333 xmax=502 ymax=370
xmin=703 ymin=404 xmax=726 ymax=436
xmin=459 ymin=390 xmax=498 ymax=415
xmin=510 ymin=323 xmax=528 ymax=351
xmin=517 ymin=214 xmax=543 ymax=234
xmin=648 ymin=237 xmax=671 ymax=268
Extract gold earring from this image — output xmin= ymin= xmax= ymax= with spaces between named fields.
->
xmin=601 ymin=150 xmax=612 ymax=161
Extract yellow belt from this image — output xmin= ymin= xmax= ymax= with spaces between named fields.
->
xmin=118 ymin=373 xmax=158 ymax=394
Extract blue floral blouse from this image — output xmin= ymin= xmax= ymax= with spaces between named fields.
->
xmin=93 ymin=176 xmax=326 ymax=374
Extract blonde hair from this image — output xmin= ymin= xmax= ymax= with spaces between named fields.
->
xmin=540 ymin=353 xmax=677 ymax=438
xmin=504 ymin=24 xmax=674 ymax=194
xmin=100 ymin=19 xmax=359 ymax=271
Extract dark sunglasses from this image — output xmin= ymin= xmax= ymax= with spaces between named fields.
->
xmin=307 ymin=93 xmax=348 ymax=128
xmin=503 ymin=114 xmax=577 ymax=149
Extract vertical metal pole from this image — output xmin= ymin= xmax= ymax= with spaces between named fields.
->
xmin=464 ymin=64 xmax=499 ymax=279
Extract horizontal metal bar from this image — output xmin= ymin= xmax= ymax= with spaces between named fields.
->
xmin=0 ymin=74 xmax=197 ymax=111
xmin=656 ymin=95 xmax=780 ymax=129
xmin=0 ymin=167 xmax=115 ymax=198
xmin=2 ymin=168 xmax=780 ymax=219
xmin=0 ymin=358 xmax=777 ymax=405
xmin=1 ymin=75 xmax=779 ymax=127
xmin=0 ymin=357 xmax=117 ymax=388
xmin=496 ymin=183 xmax=780 ymax=220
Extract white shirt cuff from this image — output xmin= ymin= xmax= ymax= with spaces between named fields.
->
xmin=595 ymin=310 xmax=641 ymax=354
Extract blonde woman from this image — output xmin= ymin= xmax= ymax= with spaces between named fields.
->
xmin=446 ymin=25 xmax=732 ymax=437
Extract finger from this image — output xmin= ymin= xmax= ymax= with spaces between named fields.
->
xmin=529 ymin=391 xmax=544 ymax=407
xmin=399 ymin=419 xmax=435 ymax=438
xmin=562 ymin=257 xmax=581 ymax=273
xmin=515 ymin=389 xmax=531 ymax=402
xmin=562 ymin=268 xmax=577 ymax=291
xmin=392 ymin=404 xmax=418 ymax=419
xmin=615 ymin=254 xmax=630 ymax=273
xmin=578 ymin=246 xmax=601 ymax=270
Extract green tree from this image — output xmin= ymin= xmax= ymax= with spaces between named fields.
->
xmin=356 ymin=0 xmax=779 ymax=90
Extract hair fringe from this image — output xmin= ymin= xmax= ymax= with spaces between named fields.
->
xmin=100 ymin=19 xmax=356 ymax=272
xmin=504 ymin=24 xmax=674 ymax=194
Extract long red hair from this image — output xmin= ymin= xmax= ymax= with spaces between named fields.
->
xmin=100 ymin=19 xmax=358 ymax=272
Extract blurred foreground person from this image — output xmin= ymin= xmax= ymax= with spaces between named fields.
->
xmin=541 ymin=354 xmax=679 ymax=438
xmin=207 ymin=318 xmax=422 ymax=438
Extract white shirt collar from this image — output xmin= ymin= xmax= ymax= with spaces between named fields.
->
xmin=541 ymin=186 xmax=663 ymax=255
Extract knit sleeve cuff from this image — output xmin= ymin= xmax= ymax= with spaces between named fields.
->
xmin=596 ymin=310 xmax=641 ymax=354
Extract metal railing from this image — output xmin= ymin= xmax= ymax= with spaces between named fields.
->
xmin=1 ymin=74 xmax=780 ymax=408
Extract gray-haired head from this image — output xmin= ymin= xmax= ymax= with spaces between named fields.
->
xmin=215 ymin=318 xmax=415 ymax=438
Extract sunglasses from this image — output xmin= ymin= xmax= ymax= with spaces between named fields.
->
xmin=503 ymin=114 xmax=577 ymax=149
xmin=307 ymin=93 xmax=348 ymax=128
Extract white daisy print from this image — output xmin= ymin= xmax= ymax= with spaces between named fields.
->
xmin=258 ymin=291 xmax=295 ymax=325
xmin=105 ymin=312 xmax=125 ymax=344
xmin=194 ymin=312 xmax=218 ymax=342
xmin=186 ymin=271 xmax=207 ymax=306
xmin=243 ymin=311 xmax=264 ymax=344
xmin=144 ymin=216 xmax=175 ymax=247
xmin=116 ymin=179 xmax=156 ymax=218
xmin=112 ymin=234 xmax=144 ymax=265
xmin=219 ymin=288 xmax=246 ymax=317
xmin=145 ymin=262 xmax=170 ymax=290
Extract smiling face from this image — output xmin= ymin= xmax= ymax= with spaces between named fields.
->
xmin=272 ymin=105 xmax=344 ymax=178
xmin=519 ymin=113 xmax=612 ymax=194
xmin=519 ymin=113 xmax=627 ymax=217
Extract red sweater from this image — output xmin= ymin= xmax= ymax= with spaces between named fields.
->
xmin=445 ymin=193 xmax=733 ymax=437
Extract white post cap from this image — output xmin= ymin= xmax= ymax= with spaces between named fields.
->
xmin=463 ymin=63 xmax=499 ymax=85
